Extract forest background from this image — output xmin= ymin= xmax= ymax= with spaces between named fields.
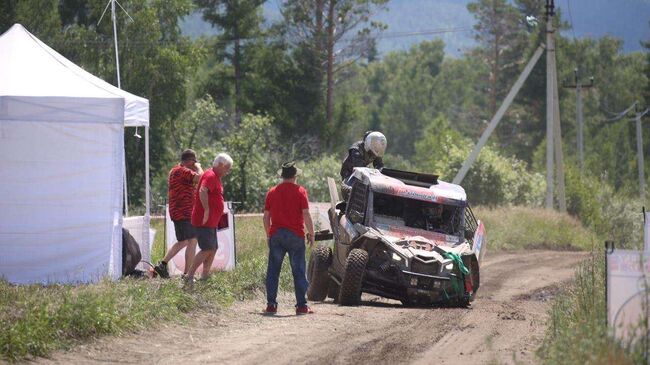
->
xmin=1 ymin=0 xmax=649 ymax=247
xmin=2 ymin=1 xmax=650 ymax=363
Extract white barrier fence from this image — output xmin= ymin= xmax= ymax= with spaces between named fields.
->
xmin=606 ymin=212 xmax=650 ymax=342
xmin=122 ymin=215 xmax=154 ymax=271
xmin=160 ymin=202 xmax=331 ymax=276
xmin=165 ymin=203 xmax=236 ymax=274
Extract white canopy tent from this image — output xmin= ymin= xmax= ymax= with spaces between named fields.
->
xmin=0 ymin=24 xmax=151 ymax=284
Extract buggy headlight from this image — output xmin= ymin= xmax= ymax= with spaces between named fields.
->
xmin=391 ymin=252 xmax=402 ymax=262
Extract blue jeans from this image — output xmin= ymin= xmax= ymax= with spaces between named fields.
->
xmin=266 ymin=229 xmax=309 ymax=307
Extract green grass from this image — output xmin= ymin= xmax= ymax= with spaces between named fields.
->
xmin=538 ymin=251 xmax=648 ymax=364
xmin=150 ymin=218 xmax=166 ymax=265
xmin=474 ymin=206 xmax=599 ymax=251
xmin=0 ymin=278 xmax=198 ymax=362
xmin=0 ymin=209 xmax=626 ymax=363
xmin=0 ymin=215 xmax=293 ymax=362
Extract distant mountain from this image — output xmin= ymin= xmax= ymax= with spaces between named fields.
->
xmin=181 ymin=0 xmax=650 ymax=57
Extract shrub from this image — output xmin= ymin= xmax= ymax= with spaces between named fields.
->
xmin=563 ymin=164 xmax=644 ymax=249
xmin=414 ymin=118 xmax=545 ymax=206
xmin=298 ymin=154 xmax=342 ymax=203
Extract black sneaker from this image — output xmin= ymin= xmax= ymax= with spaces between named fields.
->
xmin=183 ymin=275 xmax=195 ymax=291
xmin=153 ymin=261 xmax=170 ymax=279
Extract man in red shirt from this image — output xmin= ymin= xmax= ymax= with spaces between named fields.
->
xmin=154 ymin=149 xmax=203 ymax=278
xmin=263 ymin=162 xmax=315 ymax=315
xmin=185 ymin=152 xmax=233 ymax=286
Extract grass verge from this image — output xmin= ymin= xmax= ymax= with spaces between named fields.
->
xmin=0 ymin=216 xmax=293 ymax=362
xmin=539 ymin=250 xmax=648 ymax=364
xmin=0 ymin=207 xmax=617 ymax=362
xmin=474 ymin=206 xmax=599 ymax=251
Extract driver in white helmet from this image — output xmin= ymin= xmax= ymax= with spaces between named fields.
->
xmin=340 ymin=131 xmax=387 ymax=182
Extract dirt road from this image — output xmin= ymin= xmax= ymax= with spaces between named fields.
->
xmin=37 ymin=250 xmax=586 ymax=365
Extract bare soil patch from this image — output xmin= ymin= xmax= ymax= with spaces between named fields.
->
xmin=35 ymin=250 xmax=586 ymax=365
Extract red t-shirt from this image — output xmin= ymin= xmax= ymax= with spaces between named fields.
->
xmin=191 ymin=169 xmax=224 ymax=228
xmin=265 ymin=182 xmax=309 ymax=238
xmin=168 ymin=164 xmax=197 ymax=221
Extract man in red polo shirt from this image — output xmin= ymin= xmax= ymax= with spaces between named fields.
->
xmin=263 ymin=162 xmax=315 ymax=315
xmin=185 ymin=152 xmax=233 ymax=287
xmin=153 ymin=149 xmax=203 ymax=278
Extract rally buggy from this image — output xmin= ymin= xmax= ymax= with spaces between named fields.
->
xmin=307 ymin=167 xmax=486 ymax=306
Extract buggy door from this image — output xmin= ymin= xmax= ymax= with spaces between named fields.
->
xmin=334 ymin=181 xmax=369 ymax=269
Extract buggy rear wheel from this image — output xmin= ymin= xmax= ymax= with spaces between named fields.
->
xmin=338 ymin=249 xmax=368 ymax=306
xmin=307 ymin=246 xmax=331 ymax=301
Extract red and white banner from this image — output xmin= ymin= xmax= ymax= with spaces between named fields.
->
xmin=165 ymin=203 xmax=236 ymax=274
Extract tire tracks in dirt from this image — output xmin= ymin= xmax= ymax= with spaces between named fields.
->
xmin=35 ymin=250 xmax=587 ymax=365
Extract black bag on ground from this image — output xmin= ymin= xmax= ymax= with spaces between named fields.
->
xmin=122 ymin=228 xmax=142 ymax=276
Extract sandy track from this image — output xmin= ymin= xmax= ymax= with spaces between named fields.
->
xmin=36 ymin=250 xmax=586 ymax=365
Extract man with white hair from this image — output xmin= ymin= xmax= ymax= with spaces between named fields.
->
xmin=185 ymin=152 xmax=233 ymax=287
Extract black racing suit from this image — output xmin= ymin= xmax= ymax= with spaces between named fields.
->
xmin=340 ymin=141 xmax=384 ymax=199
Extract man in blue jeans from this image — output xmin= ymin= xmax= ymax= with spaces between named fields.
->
xmin=263 ymin=162 xmax=315 ymax=315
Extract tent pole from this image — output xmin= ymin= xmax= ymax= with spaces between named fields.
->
xmin=144 ymin=125 xmax=151 ymax=261
xmin=123 ymin=149 xmax=128 ymax=216
xmin=106 ymin=0 xmax=128 ymax=215
xmin=111 ymin=0 xmax=121 ymax=89
xmin=145 ymin=126 xmax=150 ymax=218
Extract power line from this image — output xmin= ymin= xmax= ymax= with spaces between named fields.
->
xmin=373 ymin=27 xmax=471 ymax=40
xmin=565 ymin=0 xmax=577 ymax=41
xmin=603 ymin=102 xmax=638 ymax=122
xmin=47 ymin=26 xmax=472 ymax=47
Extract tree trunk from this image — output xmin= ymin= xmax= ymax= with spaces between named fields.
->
xmin=325 ymin=0 xmax=335 ymax=136
xmin=491 ymin=34 xmax=500 ymax=116
xmin=234 ymin=21 xmax=242 ymax=125
xmin=315 ymin=0 xmax=324 ymax=50
xmin=490 ymin=9 xmax=500 ymax=117
xmin=240 ymin=163 xmax=247 ymax=207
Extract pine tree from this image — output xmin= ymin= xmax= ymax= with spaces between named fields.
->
xmin=195 ymin=0 xmax=265 ymax=124
xmin=282 ymin=0 xmax=387 ymax=144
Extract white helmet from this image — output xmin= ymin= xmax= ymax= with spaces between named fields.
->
xmin=364 ymin=131 xmax=387 ymax=157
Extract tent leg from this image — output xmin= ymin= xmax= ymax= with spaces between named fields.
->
xmin=145 ymin=126 xmax=150 ymax=218
xmin=145 ymin=126 xmax=151 ymax=254
xmin=123 ymin=142 xmax=128 ymax=216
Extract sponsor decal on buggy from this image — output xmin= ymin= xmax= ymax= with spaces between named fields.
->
xmin=370 ymin=181 xmax=466 ymax=206
xmin=375 ymin=223 xmax=459 ymax=245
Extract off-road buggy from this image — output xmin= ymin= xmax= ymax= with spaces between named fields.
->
xmin=307 ymin=167 xmax=486 ymax=306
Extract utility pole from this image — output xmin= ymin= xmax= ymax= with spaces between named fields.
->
xmin=553 ymin=67 xmax=567 ymax=213
xmin=545 ymin=0 xmax=556 ymax=209
xmin=545 ymin=0 xmax=566 ymax=212
xmin=634 ymin=105 xmax=650 ymax=202
xmin=563 ymin=68 xmax=594 ymax=176
xmin=635 ymin=108 xmax=645 ymax=201
xmin=453 ymin=45 xmax=545 ymax=184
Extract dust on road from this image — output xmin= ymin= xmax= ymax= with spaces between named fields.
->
xmin=36 ymin=250 xmax=587 ymax=365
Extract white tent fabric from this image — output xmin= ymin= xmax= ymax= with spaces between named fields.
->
xmin=0 ymin=24 xmax=149 ymax=284
xmin=0 ymin=24 xmax=149 ymax=127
